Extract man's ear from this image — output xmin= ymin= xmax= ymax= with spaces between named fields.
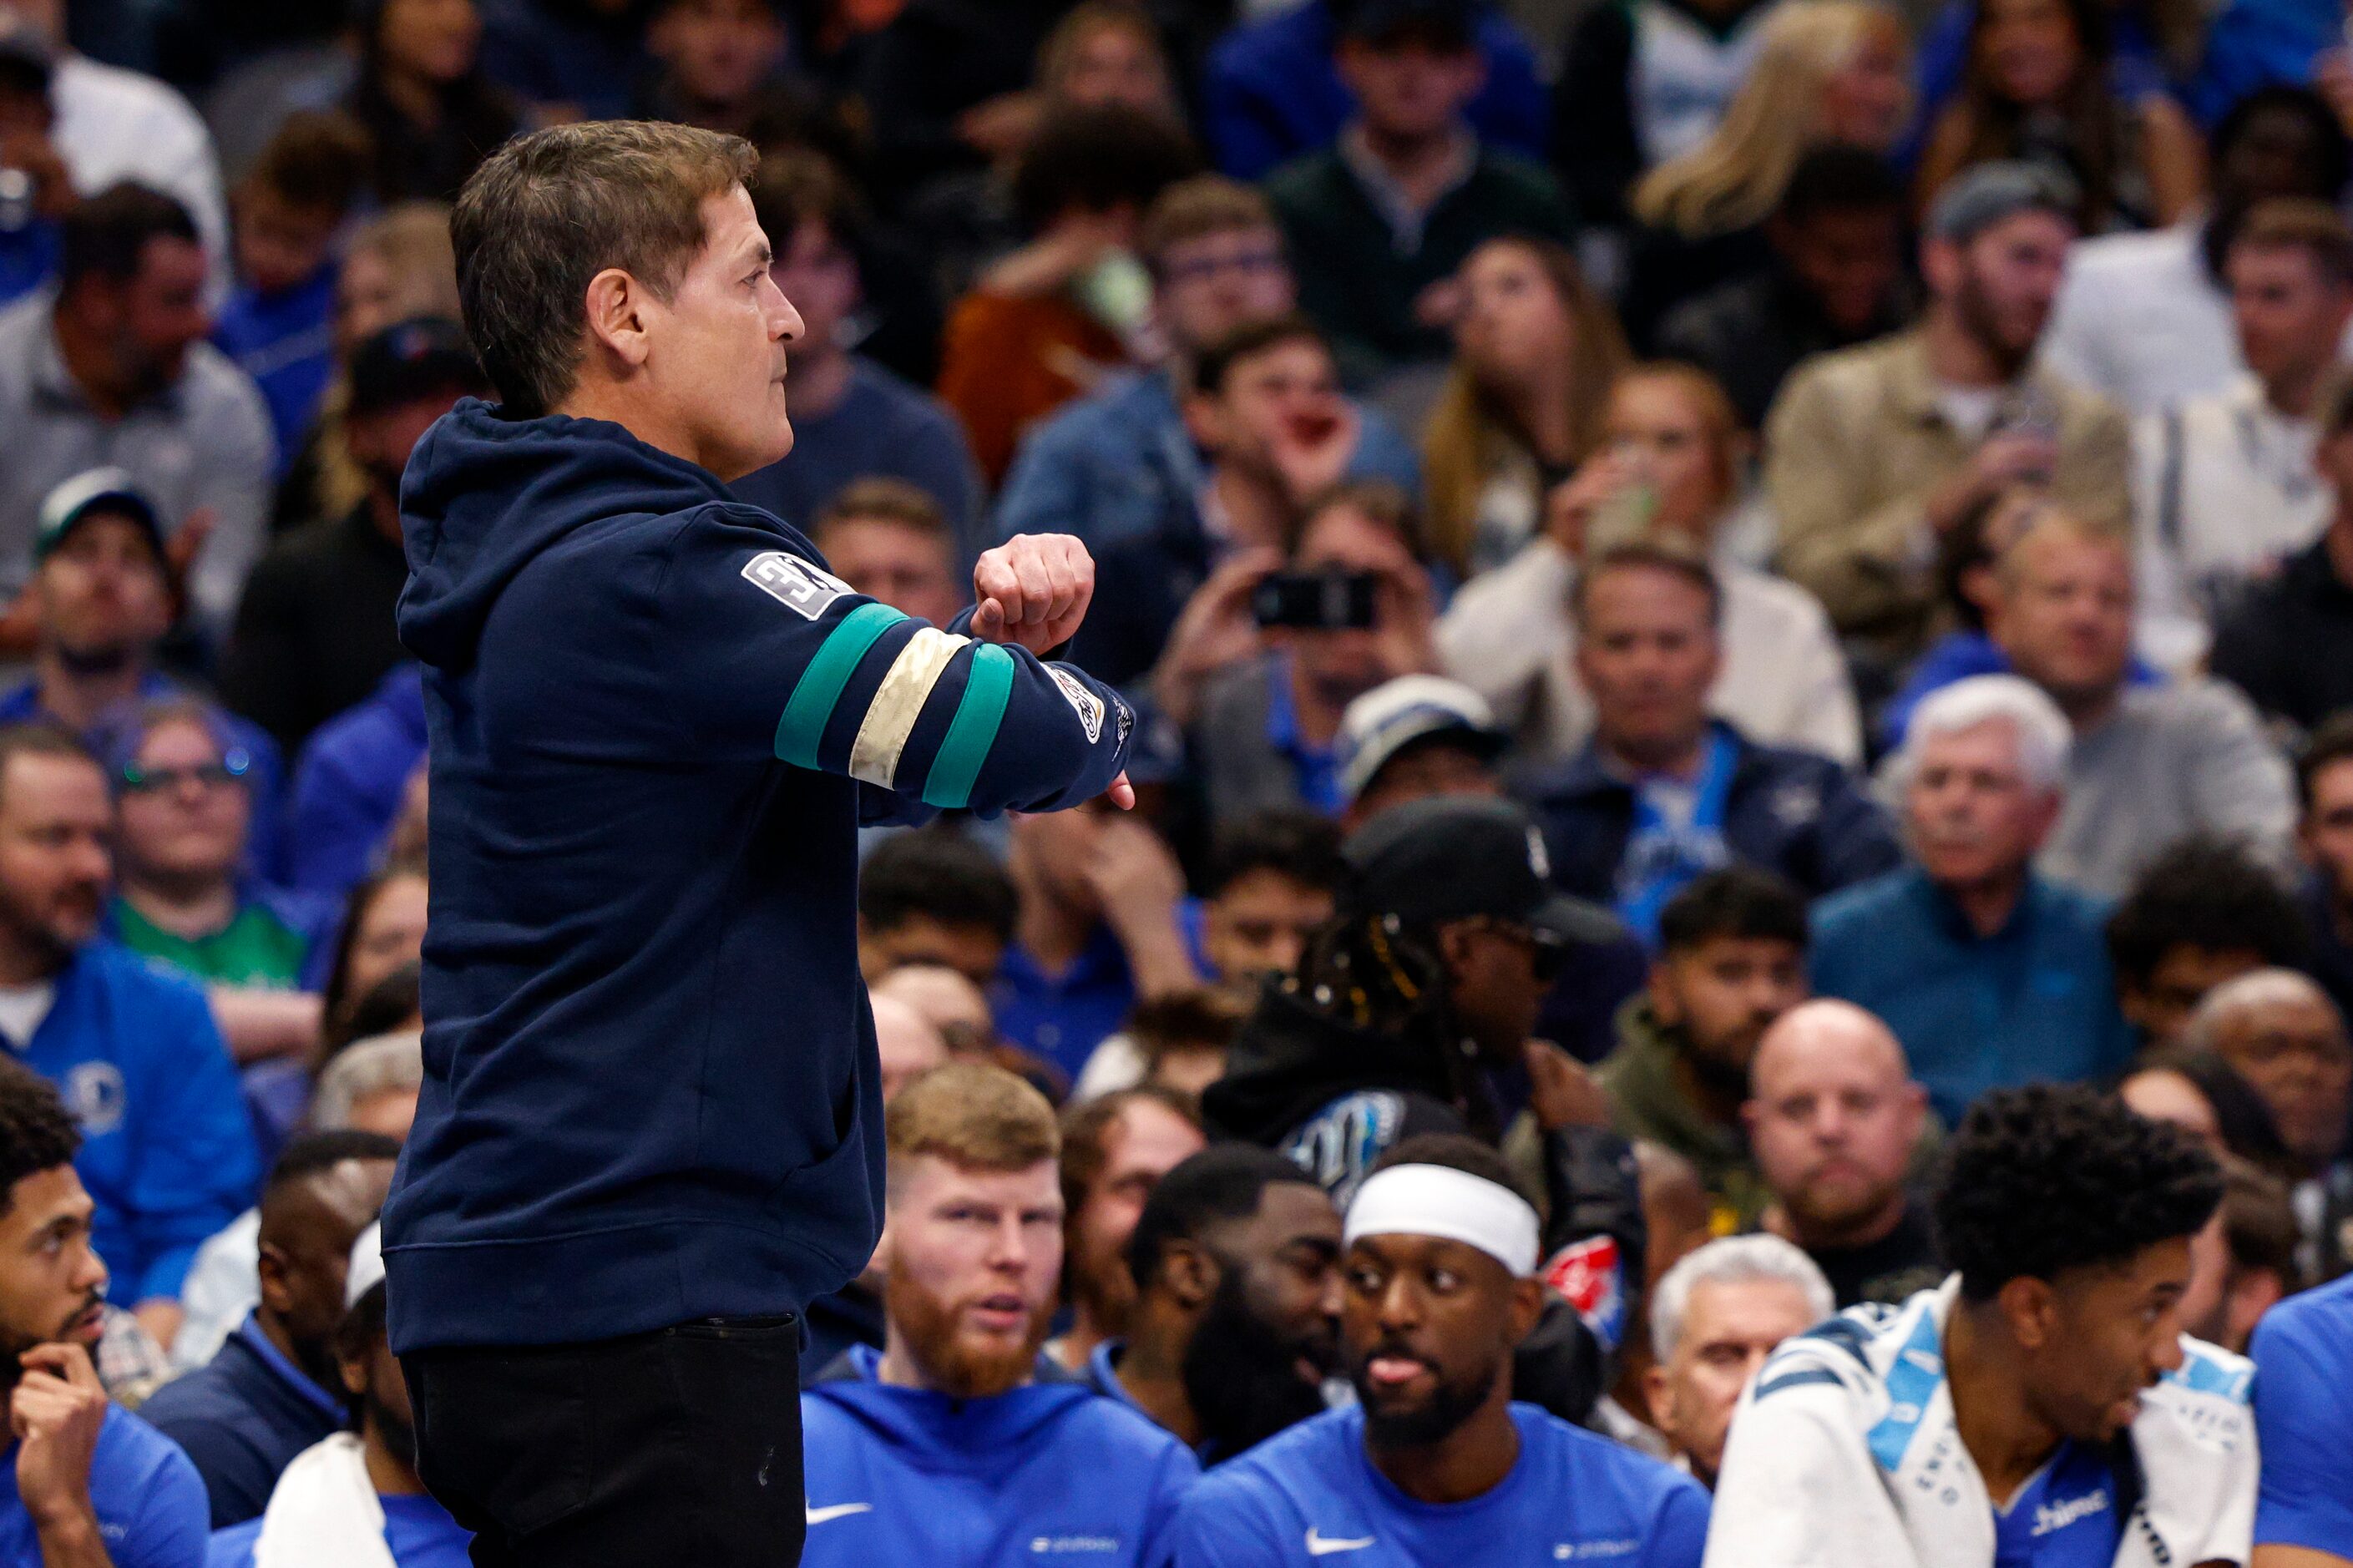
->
xmin=255 ymin=1243 xmax=292 ymax=1315
xmin=1995 ymin=1274 xmax=2057 ymax=1351
xmin=1180 ymin=392 xmax=1223 ymax=454
xmin=1163 ymin=1240 xmax=1219 ymax=1313
xmin=1505 ymin=1276 xmax=1546 ymax=1348
xmin=580 ymin=268 xmax=655 ymax=372
xmin=338 ymin=1352 xmax=367 ymax=1399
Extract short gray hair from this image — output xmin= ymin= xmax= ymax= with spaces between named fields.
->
xmin=311 ymin=1031 xmax=423 ymax=1131
xmin=1896 ymin=675 xmax=2072 ymax=795
xmin=1650 ymin=1234 xmax=1834 ymax=1362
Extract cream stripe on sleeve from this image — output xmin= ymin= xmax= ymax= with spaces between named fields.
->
xmin=846 ymin=626 xmax=970 ymax=788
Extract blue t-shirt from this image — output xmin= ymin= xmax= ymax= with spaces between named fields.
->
xmin=993 ymin=926 xmax=1141 ymax=1081
xmin=205 ymin=1490 xmax=473 ymax=1567
xmin=2252 ymin=1270 xmax=2353 ymax=1555
xmin=1991 ymin=1441 xmax=2122 ymax=1568
xmin=0 ymin=1404 xmax=210 ymax=1568
xmin=1168 ymin=1403 xmax=1709 ymax=1567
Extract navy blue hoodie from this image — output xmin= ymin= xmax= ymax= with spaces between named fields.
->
xmin=381 ymin=401 xmax=1134 ymax=1353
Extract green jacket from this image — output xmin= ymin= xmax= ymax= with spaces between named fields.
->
xmin=1596 ymin=996 xmax=1771 ymax=1233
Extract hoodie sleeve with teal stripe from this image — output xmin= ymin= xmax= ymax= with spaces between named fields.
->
xmin=660 ymin=507 xmax=1132 ymax=812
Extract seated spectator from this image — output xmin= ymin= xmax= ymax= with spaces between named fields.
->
xmin=1182 ymin=483 xmax=1440 ymax=822
xmin=2135 ymin=200 xmax=2353 ymax=670
xmin=1598 ymin=867 xmax=1812 ymax=1231
xmin=1126 ymin=989 xmax=1249 ymax=1098
xmin=137 ymin=1131 xmax=397 ymax=1529
xmin=728 ymin=154 xmax=983 ymax=554
xmin=1615 ymin=0 xmax=1914 ymax=347
xmin=1417 ymin=234 xmax=1629 ymax=578
xmin=0 ymin=1056 xmax=208 ymax=1562
xmin=856 ymin=826 xmax=1020 ymax=989
xmin=208 ymin=113 xmax=371 ymax=473
xmin=1746 ymin=1000 xmax=1944 ymax=1306
xmin=803 ymin=480 xmax=962 ymax=629
xmin=0 ymin=723 xmax=256 ymax=1350
xmin=1642 ymin=1235 xmax=1834 ymax=1489
xmin=1200 ymin=0 xmax=1548 ymax=182
xmin=1197 ymin=808 xmax=1347 ymax=994
xmin=345 ymin=0 xmax=520 ymax=205
xmin=2184 ymin=969 xmax=2353 ymax=1279
xmin=1766 ymin=161 xmax=2128 ymax=670
xmin=1169 ymin=1135 xmax=1711 ymax=1566
xmin=1521 ymin=541 xmax=1897 ymax=941
xmin=934 ymin=103 xmax=1195 ymax=486
xmin=1915 ymin=0 xmax=2204 ymax=232
xmin=1441 ymin=365 xmax=1863 ymax=772
xmin=317 ymin=862 xmax=429 ymax=1051
xmin=797 ymin=1063 xmax=1198 ymax=1565
xmin=1657 ymin=145 xmax=1913 ymax=432
xmin=205 ymin=1222 xmax=472 ymax=1565
xmin=2120 ymin=1044 xmax=2303 ymax=1174
xmin=0 ymin=184 xmax=275 ymax=645
xmin=1708 ymin=1085 xmax=2248 ymax=1567
xmin=2249 ymin=1265 xmax=2353 ymax=1562
xmin=1049 ymin=1086 xmax=1207 ymax=1373
xmin=1334 ymin=674 xmax=1507 ymax=827
xmin=994 ymin=174 xmax=1423 ymax=566
xmin=2212 ymin=366 xmax=2353 ymax=733
xmin=1814 ymin=676 xmax=2135 ymax=1124
xmin=1911 ymin=0 xmax=2195 ymax=147
xmin=1090 ymin=1145 xmax=1343 ymax=1460
xmin=2107 ymin=835 xmax=2312 ymax=1048
xmin=1263 ymin=0 xmax=1575 ymax=387
xmin=283 ymin=668 xmax=425 ymax=904
xmin=635 ymin=0 xmax=834 ymax=149
xmin=872 ymin=992 xmax=949 ymax=1105
xmin=310 ymin=1028 xmax=423 ymax=1144
xmin=2044 ymin=86 xmax=2350 ymax=415
xmin=475 ymin=0 xmax=649 ymax=123
xmin=2178 ymin=1155 xmax=2300 ymax=1355
xmin=223 ymin=318 xmax=485 ymax=760
xmin=2300 ymin=715 xmax=2353 ymax=1021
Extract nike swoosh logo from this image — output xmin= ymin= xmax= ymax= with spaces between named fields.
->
xmin=806 ymin=1503 xmax=873 ymax=1525
xmin=1305 ymin=1528 xmax=1375 ymax=1555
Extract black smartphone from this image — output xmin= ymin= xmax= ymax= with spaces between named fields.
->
xmin=1251 ymin=569 xmax=1379 ymax=630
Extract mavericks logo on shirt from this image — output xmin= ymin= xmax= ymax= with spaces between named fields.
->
xmin=64 ymin=1061 xmax=126 ymax=1136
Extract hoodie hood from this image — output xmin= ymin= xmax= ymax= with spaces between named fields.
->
xmin=397 ymin=398 xmax=734 ymax=672
xmin=1202 ymin=979 xmax=1458 ymax=1146
xmin=807 ymin=1344 xmax=1098 ymax=1475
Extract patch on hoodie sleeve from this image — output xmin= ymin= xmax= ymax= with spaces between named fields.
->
xmin=742 ymin=551 xmax=854 ymax=620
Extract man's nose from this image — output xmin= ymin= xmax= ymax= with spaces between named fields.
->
xmin=768 ymin=278 xmax=805 ymax=344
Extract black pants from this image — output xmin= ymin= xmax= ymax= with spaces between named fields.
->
xmin=402 ymin=1314 xmax=806 ymax=1568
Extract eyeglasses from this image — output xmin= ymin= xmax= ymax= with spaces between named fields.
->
xmin=120 ymin=747 xmax=251 ymax=795
xmin=1160 ymin=249 xmax=1287 ymax=286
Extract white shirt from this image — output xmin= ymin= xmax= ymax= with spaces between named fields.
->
xmin=51 ymin=54 xmax=230 ymax=301
xmin=0 ymin=979 xmax=57 ymax=1050
xmin=2041 ymin=223 xmax=2241 ymax=417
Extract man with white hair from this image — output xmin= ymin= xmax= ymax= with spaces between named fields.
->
xmin=1642 ymin=1235 xmax=1832 ymax=1490
xmin=1815 ymin=675 xmax=2135 ymax=1125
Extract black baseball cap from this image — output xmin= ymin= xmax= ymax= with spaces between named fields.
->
xmin=347 ymin=316 xmax=486 ymax=418
xmin=1338 ymin=0 xmax=1479 ymax=48
xmin=1339 ymin=796 xmax=1609 ymax=944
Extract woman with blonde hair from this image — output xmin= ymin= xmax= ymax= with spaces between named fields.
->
xmin=1422 ymin=235 xmax=1632 ymax=579
xmin=1436 ymin=362 xmax=1862 ymax=769
xmin=1621 ymin=0 xmax=1912 ymax=342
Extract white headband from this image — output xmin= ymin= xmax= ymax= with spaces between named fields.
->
xmin=1343 ymin=1164 xmax=1541 ymax=1277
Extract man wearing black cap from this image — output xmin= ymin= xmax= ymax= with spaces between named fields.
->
xmin=221 ymin=318 xmax=487 ymax=756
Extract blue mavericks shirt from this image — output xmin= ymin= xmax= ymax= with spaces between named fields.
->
xmin=1168 ymin=1403 xmax=1710 ymax=1566
xmin=206 ymin=1491 xmax=474 ymax=1567
xmin=2252 ymin=1271 xmax=2353 ymax=1555
xmin=0 ymin=1404 xmax=209 ymax=1568
xmin=1991 ymin=1441 xmax=2121 ymax=1568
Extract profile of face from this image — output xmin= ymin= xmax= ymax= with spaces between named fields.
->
xmin=0 ymin=752 xmax=112 ymax=966
xmin=257 ymin=1157 xmax=397 ymax=1382
xmin=2012 ymin=1239 xmax=2194 ymax=1444
xmin=883 ymin=1154 xmax=1064 ymax=1399
xmin=2121 ymin=944 xmax=2266 ymax=1049
xmin=1202 ymin=867 xmax=1333 ymax=987
xmin=1932 ymin=210 xmax=2075 ymax=367
xmin=1335 ymin=35 xmax=1485 ymax=144
xmin=0 ymin=1166 xmax=108 ymax=1364
xmin=70 ymin=236 xmax=210 ymax=399
xmin=348 ymin=390 xmax=475 ymax=501
xmin=1279 ymin=502 xmax=1419 ymax=706
xmin=1601 ymin=375 xmax=1733 ymax=543
xmin=1775 ymin=203 xmax=1904 ymax=336
xmin=2229 ymin=242 xmax=2353 ymax=392
xmin=2117 ymin=1068 xmax=2223 ymax=1148
xmin=1574 ymin=564 xmax=1721 ymax=766
xmin=342 ymin=872 xmax=430 ymax=1016
xmin=1653 ymin=933 xmax=1807 ymax=1085
xmin=375 ymin=0 xmax=483 ymax=85
xmin=1342 ymin=1232 xmax=1538 ymax=1449
xmin=1453 ymin=240 xmax=1576 ymax=396
xmin=1053 ymin=18 xmax=1173 ymax=115
xmin=33 ymin=513 xmax=171 ymax=670
xmin=652 ymin=0 xmax=787 ymax=109
xmin=336 ymin=245 xmax=451 ymax=359
xmin=1068 ymin=1098 xmax=1207 ymax=1336
xmin=339 ymin=1322 xmax=419 ymax=1471
xmin=817 ymin=516 xmax=959 ymax=630
xmin=1817 ymin=26 xmax=1912 ymax=151
xmin=870 ymin=992 xmax=949 ymax=1105
xmin=115 ymin=717 xmax=251 ymax=890
xmin=1901 ymin=718 xmax=2059 ymax=892
xmin=1746 ymin=1006 xmax=1925 ymax=1242
xmin=1437 ymin=918 xmax=1551 ymax=1061
xmin=1350 ymin=737 xmax=1500 ymax=827
xmin=1646 ymin=1276 xmax=1822 ymax=1485
xmin=1181 ymin=1182 xmax=1345 ymax=1453
xmin=769 ymin=219 xmax=858 ymax=367
xmin=2305 ymin=756 xmax=2353 ymax=903
xmin=1154 ymin=225 xmax=1294 ymax=357
xmin=2208 ymin=989 xmax=2353 ymax=1171
xmin=1974 ymin=0 xmax=2083 ymax=107
xmin=1988 ymin=529 xmax=2135 ymax=713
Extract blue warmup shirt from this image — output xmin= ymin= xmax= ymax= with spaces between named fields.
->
xmin=994 ymin=926 xmax=1141 ymax=1081
xmin=0 ymin=1404 xmax=209 ymax=1568
xmin=9 ymin=943 xmax=256 ymax=1303
xmin=137 ymin=1316 xmax=348 ymax=1529
xmin=382 ymin=399 xmax=1136 ymax=1353
xmin=797 ymin=1346 xmax=1197 ymax=1568
xmin=2251 ymin=1270 xmax=2353 ymax=1555
xmin=1991 ymin=1442 xmax=2122 ymax=1568
xmin=1168 ymin=1402 xmax=1710 ymax=1567
xmin=205 ymin=1490 xmax=473 ymax=1568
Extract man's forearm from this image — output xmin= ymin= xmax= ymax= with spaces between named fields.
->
xmin=35 ymin=1504 xmax=114 ymax=1568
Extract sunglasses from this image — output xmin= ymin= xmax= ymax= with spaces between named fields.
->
xmin=120 ymin=747 xmax=252 ymax=795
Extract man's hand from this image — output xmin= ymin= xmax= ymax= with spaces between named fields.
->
xmin=1150 ymin=546 xmax=1279 ymax=727
xmin=1085 ymin=817 xmax=1195 ymax=994
xmin=1925 ymin=434 xmax=2059 ymax=535
xmin=1369 ymin=554 xmax=1440 ymax=680
xmin=1544 ymin=454 xmax=1636 ymax=559
xmin=1526 ymin=1039 xmax=1612 ymax=1132
xmin=12 ymin=1343 xmax=106 ymax=1532
xmin=974 ymin=534 xmax=1096 ymax=655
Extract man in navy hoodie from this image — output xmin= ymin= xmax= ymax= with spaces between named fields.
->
xmin=383 ymin=121 xmax=1139 ymax=1568
xmin=800 ymin=1061 xmax=1197 ymax=1567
